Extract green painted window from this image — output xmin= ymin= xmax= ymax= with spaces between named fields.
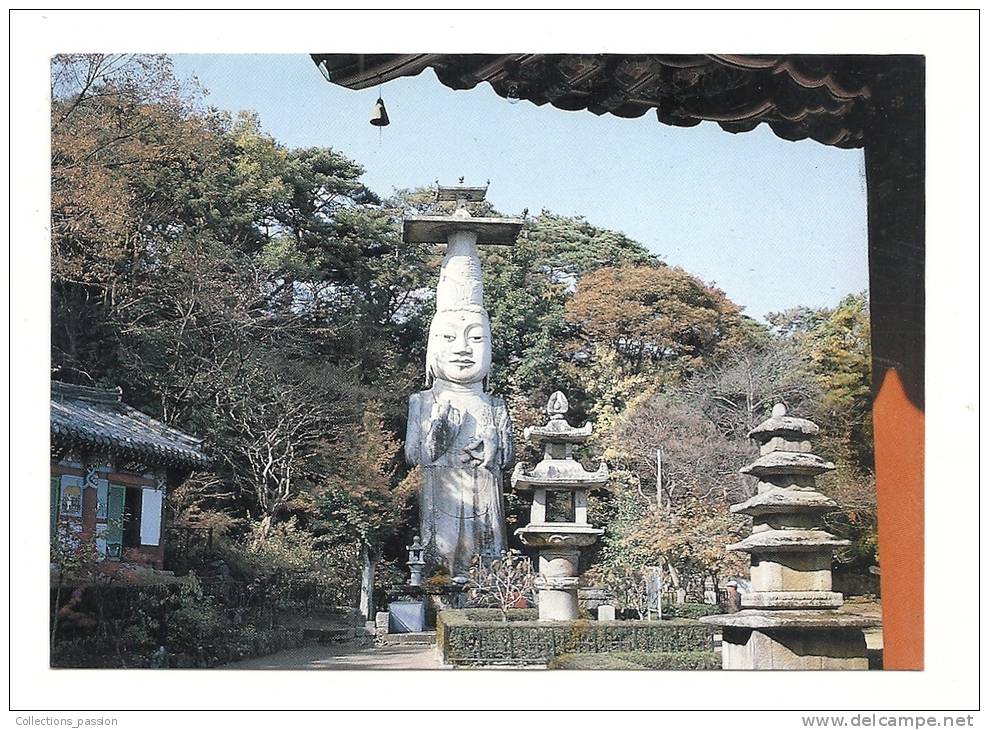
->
xmin=106 ymin=485 xmax=126 ymax=558
xmin=95 ymin=479 xmax=109 ymax=519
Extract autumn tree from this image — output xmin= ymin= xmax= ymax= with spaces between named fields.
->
xmin=588 ymin=478 xmax=748 ymax=606
xmin=766 ymin=293 xmax=872 ymax=466
xmin=566 ymin=263 xmax=745 ymax=378
xmin=51 ymin=54 xmax=416 ymax=551
xmin=51 ymin=54 xmax=232 ymax=384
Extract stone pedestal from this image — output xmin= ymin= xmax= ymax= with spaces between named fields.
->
xmin=388 ymin=600 xmax=426 ymax=633
xmin=716 ymin=611 xmax=875 ymax=670
xmin=535 ymin=549 xmax=580 ymax=620
xmin=513 ymin=392 xmax=605 ymax=621
xmin=702 ymin=404 xmax=878 ymax=669
xmin=383 ymin=582 xmax=468 ymax=629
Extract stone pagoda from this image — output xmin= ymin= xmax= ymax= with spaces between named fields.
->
xmin=702 ymin=404 xmax=878 ymax=669
xmin=512 ymin=392 xmax=606 ymax=621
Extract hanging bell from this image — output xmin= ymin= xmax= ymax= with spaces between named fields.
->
xmin=369 ymin=97 xmax=390 ymax=127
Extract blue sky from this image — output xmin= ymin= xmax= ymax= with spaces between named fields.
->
xmin=172 ymin=53 xmax=868 ymax=321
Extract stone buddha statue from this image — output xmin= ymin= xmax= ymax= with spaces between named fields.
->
xmin=405 ymin=231 xmax=513 ymax=577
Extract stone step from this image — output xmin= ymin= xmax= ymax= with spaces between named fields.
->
xmin=378 ymin=631 xmax=437 ymax=646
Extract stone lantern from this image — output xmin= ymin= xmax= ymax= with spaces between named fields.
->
xmin=407 ymin=535 xmax=426 ymax=587
xmin=512 ymin=392 xmax=606 ymax=621
xmin=701 ymin=404 xmax=879 ymax=669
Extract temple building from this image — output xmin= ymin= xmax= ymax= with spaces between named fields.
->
xmin=50 ymin=381 xmax=210 ymax=570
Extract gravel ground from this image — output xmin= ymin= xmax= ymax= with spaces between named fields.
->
xmin=222 ymin=642 xmax=448 ymax=670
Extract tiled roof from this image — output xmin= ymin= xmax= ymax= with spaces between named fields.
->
xmin=310 ymin=54 xmax=896 ymax=149
xmin=51 ymin=382 xmax=210 ymax=470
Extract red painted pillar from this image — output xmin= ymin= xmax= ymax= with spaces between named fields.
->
xmin=873 ymin=371 xmax=924 ymax=669
xmin=864 ymin=56 xmax=925 ymax=669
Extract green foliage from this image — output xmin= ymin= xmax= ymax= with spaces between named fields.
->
xmin=548 ymin=650 xmax=720 ymax=670
xmin=661 ymin=602 xmax=723 ymax=620
xmin=767 ymin=293 xmax=877 ymax=568
xmin=768 ymin=293 xmax=873 ymax=469
xmin=564 ymin=344 xmax=653 ymax=433
xmin=160 ymin=573 xmax=225 ymax=654
xmin=49 ymin=577 xmax=307 ymax=668
xmin=522 ymin=211 xmax=659 ymax=279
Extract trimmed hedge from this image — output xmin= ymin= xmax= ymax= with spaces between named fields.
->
xmin=662 ymin=602 xmax=724 ymax=620
xmin=435 ymin=608 xmax=537 ymax=657
xmin=548 ymin=650 xmax=721 ymax=670
xmin=437 ymin=609 xmax=714 ymax=666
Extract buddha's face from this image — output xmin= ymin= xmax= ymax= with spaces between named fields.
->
xmin=427 ymin=309 xmax=492 ymax=385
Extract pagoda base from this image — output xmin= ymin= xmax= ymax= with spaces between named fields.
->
xmin=702 ymin=610 xmax=878 ymax=670
xmin=721 ymin=626 xmax=869 ymax=670
xmin=538 ymin=588 xmax=579 ymax=621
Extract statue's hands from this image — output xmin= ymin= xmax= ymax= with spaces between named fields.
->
xmin=425 ymin=401 xmax=461 ymax=462
xmin=461 ymin=425 xmax=498 ymax=468
xmin=459 ymin=438 xmax=484 ymax=466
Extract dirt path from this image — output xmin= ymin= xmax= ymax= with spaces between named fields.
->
xmin=222 ymin=642 xmax=448 ymax=670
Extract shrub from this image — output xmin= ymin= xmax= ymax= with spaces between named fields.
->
xmin=466 ymin=550 xmax=536 ymax=618
xmin=49 ymin=574 xmax=312 ymax=668
xmin=161 ymin=573 xmax=228 ymax=662
xmin=662 ymin=602 xmax=723 ymax=620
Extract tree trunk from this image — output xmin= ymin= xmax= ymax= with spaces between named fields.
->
xmin=359 ymin=543 xmax=375 ymax=620
xmin=253 ymin=514 xmax=273 ymax=549
xmin=50 ymin=577 xmax=63 ymax=653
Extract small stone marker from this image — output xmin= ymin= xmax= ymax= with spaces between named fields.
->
xmin=375 ymin=611 xmax=390 ymax=635
xmin=597 ymin=605 xmax=616 ymax=621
